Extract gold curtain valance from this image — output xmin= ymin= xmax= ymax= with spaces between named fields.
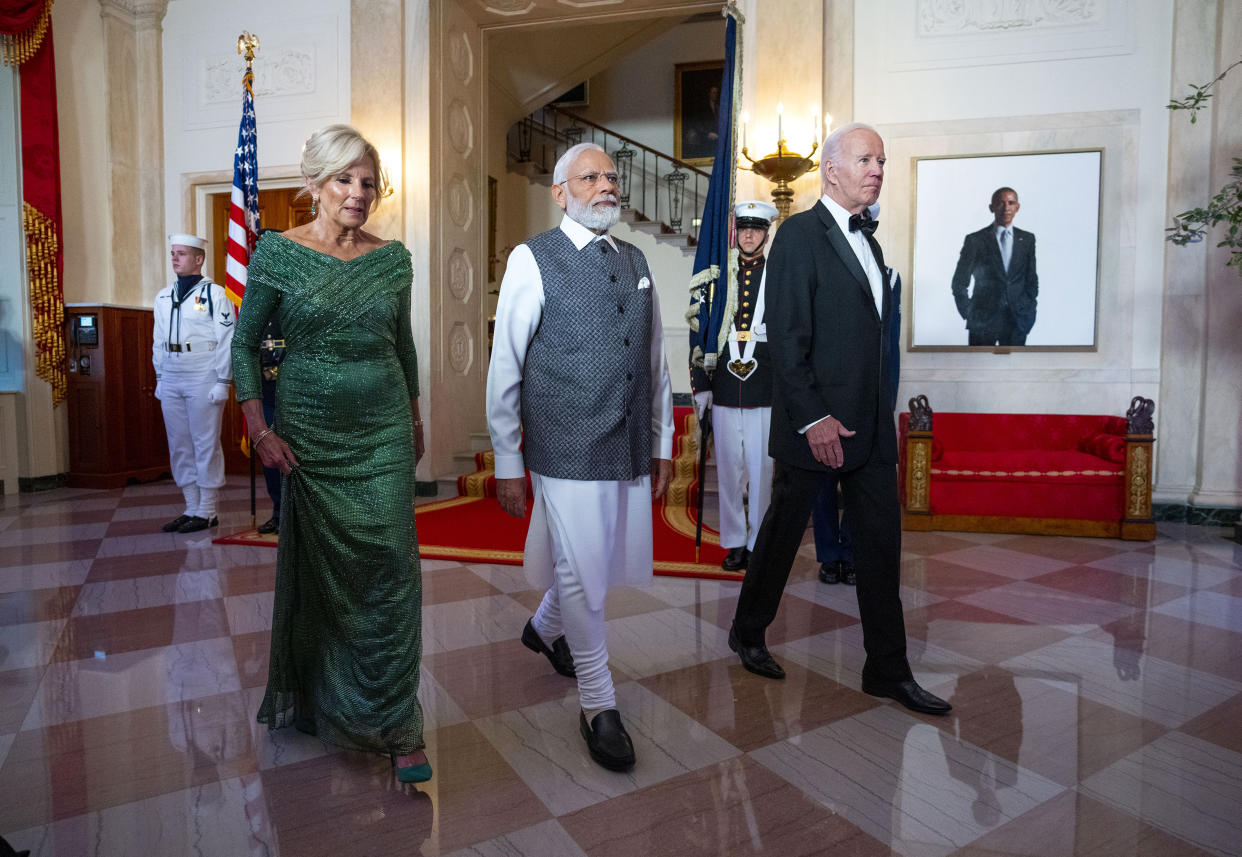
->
xmin=1 ymin=0 xmax=53 ymax=67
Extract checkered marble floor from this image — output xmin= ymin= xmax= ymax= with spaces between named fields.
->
xmin=2 ymin=477 xmax=1240 ymax=857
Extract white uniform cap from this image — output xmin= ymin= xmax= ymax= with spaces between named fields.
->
xmin=168 ymin=233 xmax=208 ymax=250
xmin=733 ymin=200 xmax=778 ymax=225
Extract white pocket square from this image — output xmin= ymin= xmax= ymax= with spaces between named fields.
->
xmin=638 ymin=277 xmax=650 ymax=290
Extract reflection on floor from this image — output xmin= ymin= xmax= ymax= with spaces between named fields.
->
xmin=1 ymin=478 xmax=1239 ymax=856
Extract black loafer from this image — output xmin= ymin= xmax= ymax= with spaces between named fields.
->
xmin=728 ymin=625 xmax=785 ymax=679
xmin=257 ymin=516 xmax=279 ymax=534
xmin=579 ymin=709 xmax=635 ymax=771
xmin=522 ymin=619 xmax=576 ymax=677
xmin=162 ymin=514 xmax=191 ymax=533
xmin=818 ymin=562 xmax=839 ymax=584
xmin=841 ymin=562 xmax=857 ymax=586
xmin=721 ymin=546 xmax=749 ymax=571
xmin=177 ymin=515 xmax=218 ymax=533
xmin=861 ymin=677 xmax=952 ymax=715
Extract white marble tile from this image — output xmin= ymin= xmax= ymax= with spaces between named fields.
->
xmin=776 ymin=623 xmax=978 ymax=693
xmin=72 ymin=569 xmax=222 ymax=616
xmin=1086 ymin=551 xmax=1238 ymax=589
xmin=223 ymin=592 xmax=274 ymax=635
xmin=475 ymin=681 xmax=739 ymax=817
xmin=443 ymin=819 xmax=588 ymax=857
xmin=93 ymin=532 xmax=186 ymax=557
xmin=110 ymin=502 xmax=190 ymax=522
xmin=604 ymin=606 xmax=731 ymax=679
xmin=642 ymin=575 xmax=742 ymax=608
xmin=752 ymin=706 xmax=1066 ymax=857
xmin=418 ymin=666 xmax=469 ymax=732
xmin=784 ymin=578 xmax=863 ymax=617
xmin=0 ymin=521 xmax=109 ymax=547
xmin=420 ymin=558 xmax=467 ymax=572
xmin=1081 ymin=731 xmax=1242 ymax=857
xmin=1000 ymin=635 xmax=1242 ymax=728
xmin=0 ymin=618 xmax=67 ymax=670
xmin=958 ymin=581 xmax=1137 ymax=629
xmin=5 ymin=773 xmax=278 ymax=857
xmin=1152 ymin=591 xmax=1242 ymax=633
xmin=0 ymin=559 xmax=92 ymax=594
xmin=22 ymin=637 xmax=241 ymax=729
xmin=467 ymin=561 xmax=541 ymax=593
xmin=932 ymin=545 xmax=1077 ymax=580
xmin=421 ymin=594 xmax=532 ymax=654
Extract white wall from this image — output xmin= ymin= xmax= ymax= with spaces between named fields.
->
xmin=161 ymin=0 xmax=351 ymax=281
xmin=853 ymin=0 xmax=1174 ymax=424
xmin=0 ymin=66 xmax=24 ymax=394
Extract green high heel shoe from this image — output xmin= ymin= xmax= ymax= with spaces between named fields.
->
xmin=390 ymin=752 xmax=433 ymax=784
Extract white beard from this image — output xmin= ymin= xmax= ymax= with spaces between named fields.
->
xmin=567 ymin=192 xmax=620 ymax=232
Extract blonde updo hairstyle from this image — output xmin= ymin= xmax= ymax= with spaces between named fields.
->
xmin=299 ymin=124 xmax=389 ymax=211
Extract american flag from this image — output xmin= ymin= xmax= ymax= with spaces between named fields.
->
xmin=225 ymin=67 xmax=260 ymax=308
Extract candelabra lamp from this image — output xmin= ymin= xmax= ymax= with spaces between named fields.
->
xmin=740 ymin=139 xmax=818 ymax=222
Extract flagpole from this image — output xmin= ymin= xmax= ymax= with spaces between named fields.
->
xmin=236 ymin=30 xmax=260 ymax=529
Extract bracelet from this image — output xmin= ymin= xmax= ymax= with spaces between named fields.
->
xmin=253 ymin=427 xmax=275 ymax=447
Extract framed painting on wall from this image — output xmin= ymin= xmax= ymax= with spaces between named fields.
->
xmin=674 ymin=60 xmax=724 ymax=166
xmin=910 ymin=149 xmax=1103 ymax=351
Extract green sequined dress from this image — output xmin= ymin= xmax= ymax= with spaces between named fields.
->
xmin=232 ymin=234 xmax=424 ymax=755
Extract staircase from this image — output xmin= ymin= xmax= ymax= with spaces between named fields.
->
xmin=507 ymin=105 xmax=711 ymax=256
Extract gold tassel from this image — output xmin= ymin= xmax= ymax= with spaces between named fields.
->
xmin=1 ymin=1 xmax=54 ymax=67
xmin=23 ymin=202 xmax=67 ymax=406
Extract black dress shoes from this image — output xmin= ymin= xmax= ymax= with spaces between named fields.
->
xmin=580 ymin=709 xmax=635 ymax=771
xmin=861 ymin=677 xmax=952 ymax=715
xmin=728 ymin=625 xmax=785 ymax=679
xmin=162 ymin=514 xmax=191 ymax=533
xmin=840 ymin=561 xmax=857 ymax=586
xmin=521 ymin=619 xmax=576 ymax=677
xmin=721 ymin=546 xmax=749 ymax=571
xmin=257 ymin=516 xmax=280 ymax=535
xmin=177 ymin=515 xmax=218 ymax=533
xmin=818 ymin=562 xmax=839 ymax=584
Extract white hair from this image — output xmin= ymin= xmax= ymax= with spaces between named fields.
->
xmin=553 ymin=142 xmax=608 ymax=185
xmin=299 ymin=123 xmax=389 ymax=209
xmin=821 ymin=122 xmax=879 ymax=167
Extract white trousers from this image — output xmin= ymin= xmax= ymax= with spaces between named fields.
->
xmin=158 ymin=370 xmax=226 ymax=493
xmin=712 ymin=405 xmax=773 ymax=551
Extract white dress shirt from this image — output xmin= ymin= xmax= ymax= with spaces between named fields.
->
xmin=820 ymin=194 xmax=883 ymax=314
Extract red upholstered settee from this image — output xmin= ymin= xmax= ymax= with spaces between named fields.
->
xmin=898 ymin=396 xmax=1156 ymax=540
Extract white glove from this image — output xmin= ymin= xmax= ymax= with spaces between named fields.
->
xmin=207 ymin=382 xmax=231 ymax=404
xmin=694 ymin=391 xmax=712 ymax=420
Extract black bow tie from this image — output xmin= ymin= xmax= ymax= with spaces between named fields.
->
xmin=848 ymin=212 xmax=878 ymax=237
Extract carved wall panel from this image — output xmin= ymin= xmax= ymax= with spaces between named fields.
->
xmin=447 ymin=248 xmax=474 ymax=302
xmin=448 ymin=322 xmax=475 ymax=374
xmin=447 ymin=99 xmax=474 ymax=156
xmin=917 ymin=0 xmax=1102 ymax=35
xmin=478 ymin=0 xmax=536 ymax=15
xmin=202 ymin=48 xmax=315 ymax=104
xmin=446 ymin=174 xmax=474 ymax=229
xmin=448 ymin=30 xmax=474 ymax=83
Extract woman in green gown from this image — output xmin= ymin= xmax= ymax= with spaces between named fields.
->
xmin=231 ymin=124 xmax=429 ymax=783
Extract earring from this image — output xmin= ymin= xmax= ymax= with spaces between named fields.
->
xmin=310 ymin=196 xmax=318 ymax=216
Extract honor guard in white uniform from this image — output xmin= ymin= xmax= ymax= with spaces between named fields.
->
xmin=152 ymin=234 xmax=236 ymax=533
xmin=691 ymin=200 xmax=778 ymax=571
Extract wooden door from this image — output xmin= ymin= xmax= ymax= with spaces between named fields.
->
xmin=210 ymin=188 xmax=314 ymax=474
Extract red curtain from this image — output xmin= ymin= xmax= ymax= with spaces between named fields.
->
xmin=2 ymin=0 xmax=66 ymax=405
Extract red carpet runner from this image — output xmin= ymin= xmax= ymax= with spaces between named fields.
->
xmin=217 ymin=407 xmax=741 ymax=581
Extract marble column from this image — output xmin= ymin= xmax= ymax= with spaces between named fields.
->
xmin=98 ymin=0 xmax=169 ymax=307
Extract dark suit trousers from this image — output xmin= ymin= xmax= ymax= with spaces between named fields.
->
xmin=732 ymin=453 xmax=912 ymax=683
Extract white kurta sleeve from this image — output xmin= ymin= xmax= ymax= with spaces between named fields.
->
xmin=648 ymin=284 xmax=675 ymax=460
xmin=486 ymin=243 xmax=543 ymax=480
xmin=211 ymin=283 xmax=236 ymax=383
xmin=152 ymin=290 xmax=168 ymax=378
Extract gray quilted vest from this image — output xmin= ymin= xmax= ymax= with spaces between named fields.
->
xmin=520 ymin=227 xmax=653 ymax=481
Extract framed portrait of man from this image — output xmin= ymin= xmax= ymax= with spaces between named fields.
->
xmin=674 ymin=61 xmax=724 ymax=166
xmin=910 ymin=149 xmax=1102 ymax=350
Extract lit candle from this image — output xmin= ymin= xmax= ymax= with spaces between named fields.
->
xmin=777 ymin=102 xmax=783 ymax=142
xmin=740 ymin=110 xmax=749 ymax=149
xmin=824 ymin=112 xmax=833 ymax=136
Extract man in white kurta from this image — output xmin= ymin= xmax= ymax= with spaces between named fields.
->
xmin=487 ymin=143 xmax=674 ymax=772
xmin=152 ymin=234 xmax=235 ymax=533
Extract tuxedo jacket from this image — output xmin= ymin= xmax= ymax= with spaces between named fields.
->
xmin=950 ymin=224 xmax=1038 ymax=337
xmin=765 ymin=201 xmax=898 ymax=474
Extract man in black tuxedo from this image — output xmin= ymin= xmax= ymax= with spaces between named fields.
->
xmin=728 ymin=123 xmax=950 ymax=716
xmin=950 ymin=187 xmax=1038 ymax=346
